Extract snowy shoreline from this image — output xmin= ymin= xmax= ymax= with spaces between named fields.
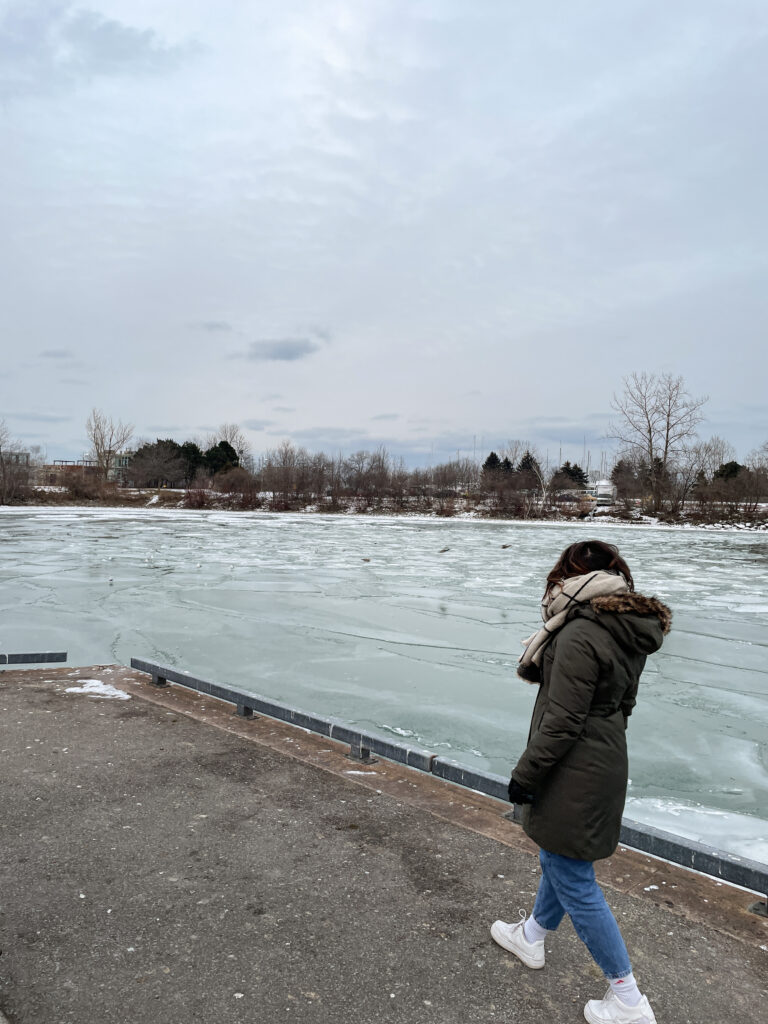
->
xmin=1 ymin=502 xmax=766 ymax=533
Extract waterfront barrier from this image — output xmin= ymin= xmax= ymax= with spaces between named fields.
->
xmin=0 ymin=652 xmax=67 ymax=665
xmin=130 ymin=657 xmax=767 ymax=915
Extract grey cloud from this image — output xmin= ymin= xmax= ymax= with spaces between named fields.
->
xmin=144 ymin=425 xmax=185 ymax=433
xmin=245 ymin=338 xmax=321 ymax=362
xmin=705 ymin=409 xmax=768 ymax=438
xmin=243 ymin=419 xmax=274 ymax=431
xmin=281 ymin=426 xmax=369 ymax=445
xmin=0 ymin=2 xmax=194 ymax=100
xmin=8 ymin=412 xmax=71 ymax=423
xmin=271 ymin=406 xmax=295 ymax=414
xmin=64 ymin=9 xmax=193 ymax=75
xmin=195 ymin=321 xmax=234 ymax=333
xmin=509 ymin=415 xmax=611 ymax=448
xmin=371 ymin=413 xmax=399 ymax=421
xmin=40 ymin=348 xmax=74 ymax=359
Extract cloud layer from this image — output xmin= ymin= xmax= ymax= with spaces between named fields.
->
xmin=1 ymin=1 xmax=766 ymax=462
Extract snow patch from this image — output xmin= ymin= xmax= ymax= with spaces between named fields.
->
xmin=65 ymin=680 xmax=131 ymax=700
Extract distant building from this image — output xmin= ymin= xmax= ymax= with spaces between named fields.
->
xmin=5 ymin=451 xmax=30 ymax=466
xmin=112 ymin=451 xmax=134 ymax=484
xmin=42 ymin=452 xmax=135 ymax=486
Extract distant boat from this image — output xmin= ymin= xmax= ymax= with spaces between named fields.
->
xmin=587 ymin=479 xmax=618 ymax=506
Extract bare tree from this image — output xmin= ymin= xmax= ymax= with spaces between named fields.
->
xmin=667 ymin=442 xmax=709 ymax=512
xmin=500 ymin=439 xmax=527 ymax=468
xmin=85 ymin=409 xmax=134 ymax=482
xmin=696 ymin=435 xmax=736 ymax=483
xmin=342 ymin=450 xmax=372 ymax=495
xmin=745 ymin=441 xmax=768 ymax=472
xmin=0 ymin=420 xmax=30 ymax=504
xmin=519 ymin=446 xmax=552 ymax=512
xmin=262 ymin=440 xmax=300 ymax=502
xmin=210 ymin=423 xmax=253 ymax=470
xmin=609 ymin=372 xmax=707 ymax=510
xmin=745 ymin=441 xmax=768 ymax=503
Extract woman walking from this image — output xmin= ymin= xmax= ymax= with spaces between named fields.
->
xmin=491 ymin=540 xmax=671 ymax=1024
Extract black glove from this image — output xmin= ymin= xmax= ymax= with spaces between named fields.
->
xmin=508 ymin=777 xmax=535 ymax=805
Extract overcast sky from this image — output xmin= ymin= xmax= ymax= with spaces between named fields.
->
xmin=2 ymin=0 xmax=767 ymax=468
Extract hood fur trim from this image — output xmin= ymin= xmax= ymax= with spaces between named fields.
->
xmin=590 ymin=593 xmax=672 ymax=634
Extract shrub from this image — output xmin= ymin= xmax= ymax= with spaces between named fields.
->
xmin=184 ymin=488 xmax=211 ymax=509
xmin=66 ymin=477 xmax=103 ymax=501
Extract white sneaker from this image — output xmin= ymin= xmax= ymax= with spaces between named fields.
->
xmin=489 ymin=915 xmax=545 ymax=969
xmin=584 ymin=988 xmax=657 ymax=1024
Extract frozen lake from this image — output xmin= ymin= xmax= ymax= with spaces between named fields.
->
xmin=1 ymin=507 xmax=766 ymax=864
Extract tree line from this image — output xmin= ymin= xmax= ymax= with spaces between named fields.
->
xmin=1 ymin=374 xmax=766 ymax=522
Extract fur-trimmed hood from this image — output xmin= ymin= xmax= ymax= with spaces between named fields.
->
xmin=516 ymin=584 xmax=672 ymax=683
xmin=590 ymin=593 xmax=672 ymax=634
xmin=587 ymin=591 xmax=672 ymax=655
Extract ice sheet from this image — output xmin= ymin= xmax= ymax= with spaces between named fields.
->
xmin=1 ymin=508 xmax=766 ymax=861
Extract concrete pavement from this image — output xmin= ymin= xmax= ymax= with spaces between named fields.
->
xmin=1 ymin=666 xmax=766 ymax=1024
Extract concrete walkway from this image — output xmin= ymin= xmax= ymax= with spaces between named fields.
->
xmin=1 ymin=666 xmax=766 ymax=1024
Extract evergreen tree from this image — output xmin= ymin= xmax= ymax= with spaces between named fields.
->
xmin=482 ymin=451 xmax=501 ymax=473
xmin=517 ymin=450 xmax=541 ymax=475
xmin=558 ymin=460 xmax=588 ymax=487
xmin=204 ymin=440 xmax=239 ymax=475
xmin=130 ymin=438 xmax=184 ymax=487
xmin=611 ymin=458 xmax=641 ymax=499
xmin=713 ymin=460 xmax=744 ymax=480
xmin=516 ymin=450 xmax=542 ymax=492
xmin=180 ymin=441 xmax=205 ymax=484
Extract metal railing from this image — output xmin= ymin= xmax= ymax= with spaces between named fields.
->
xmin=0 ymin=652 xmax=67 ymax=665
xmin=130 ymin=657 xmax=767 ymax=914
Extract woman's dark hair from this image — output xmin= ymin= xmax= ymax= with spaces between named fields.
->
xmin=545 ymin=540 xmax=634 ymax=595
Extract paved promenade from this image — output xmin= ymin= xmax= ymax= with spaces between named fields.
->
xmin=1 ymin=666 xmax=766 ymax=1024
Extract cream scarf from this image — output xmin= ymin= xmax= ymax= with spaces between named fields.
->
xmin=517 ymin=570 xmax=629 ymax=682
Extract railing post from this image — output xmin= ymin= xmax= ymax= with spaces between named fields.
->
xmin=346 ymin=738 xmax=377 ymax=765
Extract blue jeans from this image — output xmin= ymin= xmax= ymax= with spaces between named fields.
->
xmin=531 ymin=849 xmax=632 ymax=980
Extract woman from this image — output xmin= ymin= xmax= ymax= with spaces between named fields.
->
xmin=490 ymin=540 xmax=671 ymax=1024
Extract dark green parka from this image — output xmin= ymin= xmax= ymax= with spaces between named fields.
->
xmin=510 ymin=592 xmax=672 ymax=862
